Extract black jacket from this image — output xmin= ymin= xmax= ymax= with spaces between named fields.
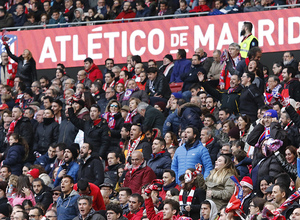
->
xmin=33 ymin=118 xmax=59 ymax=154
xmin=180 ymin=64 xmax=206 ymax=92
xmin=104 ymin=163 xmax=122 ymax=186
xmin=205 ymin=138 xmax=221 ymax=165
xmin=3 ymin=143 xmax=25 ymax=175
xmin=286 ymin=105 xmax=300 ymax=128
xmin=120 ymin=90 xmax=149 ymax=106
xmin=35 ymin=187 xmax=53 ymax=210
xmin=145 ymin=74 xmax=171 ymax=99
xmin=143 ymin=105 xmax=165 ymax=132
xmin=78 ymin=155 xmax=104 ymax=187
xmin=181 ymin=187 xmax=206 ymax=220
xmin=5 ymin=44 xmax=37 ymax=87
xmin=58 ymin=119 xmax=79 ymax=147
xmin=14 ymin=117 xmax=33 ymax=147
xmin=239 ymin=84 xmax=264 ymax=122
xmin=68 ymin=108 xmax=111 ymax=159
xmin=282 ymin=79 xmax=300 ymax=102
xmin=147 ymin=151 xmax=172 ymax=179
xmin=108 ymin=112 xmax=124 ymax=151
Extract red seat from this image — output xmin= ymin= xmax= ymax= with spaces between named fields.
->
xmin=169 ymin=82 xmax=183 ymax=93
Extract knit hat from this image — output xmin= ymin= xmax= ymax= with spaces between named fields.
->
xmin=240 ymin=176 xmax=253 ymax=190
xmin=74 ymin=99 xmax=85 ymax=107
xmin=154 ymin=101 xmax=166 ymax=112
xmin=0 ymin=204 xmax=9 ymax=217
xmin=228 ymin=126 xmax=240 ymax=140
xmin=116 ymin=78 xmax=125 ymax=85
xmin=172 ymin=92 xmax=182 ymax=99
xmin=27 ymin=168 xmax=40 ymax=179
xmin=24 ymin=88 xmax=33 ymax=97
xmin=164 ymin=54 xmax=173 ymax=62
xmin=0 ymin=181 xmax=7 ymax=192
xmin=263 ymin=109 xmax=278 ymax=120
xmin=39 ymin=173 xmax=51 ymax=186
xmin=65 ymin=145 xmax=78 ymax=159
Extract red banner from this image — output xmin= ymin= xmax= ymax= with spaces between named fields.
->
xmin=3 ymin=8 xmax=300 ymax=69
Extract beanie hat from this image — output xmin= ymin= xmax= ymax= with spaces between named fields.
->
xmin=74 ymin=99 xmax=85 ymax=107
xmin=228 ymin=126 xmax=240 ymax=140
xmin=0 ymin=204 xmax=9 ymax=217
xmin=164 ymin=54 xmax=173 ymax=62
xmin=65 ymin=145 xmax=78 ymax=159
xmin=240 ymin=176 xmax=253 ymax=190
xmin=172 ymin=92 xmax=182 ymax=99
xmin=0 ymin=181 xmax=7 ymax=192
xmin=154 ymin=101 xmax=166 ymax=112
xmin=27 ymin=168 xmax=40 ymax=179
xmin=116 ymin=78 xmax=125 ymax=85
xmin=263 ymin=109 xmax=278 ymax=120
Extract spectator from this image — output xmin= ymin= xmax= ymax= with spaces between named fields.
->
xmin=240 ymin=176 xmax=254 ymax=215
xmin=171 ymin=126 xmax=213 ymax=183
xmin=0 ymin=52 xmax=17 ymax=87
xmin=135 ymin=0 xmax=150 ymax=18
xmin=170 ymin=49 xmax=191 ymax=83
xmin=84 ymin=57 xmax=103 ymax=82
xmin=63 ymin=0 xmax=75 ymax=21
xmin=115 ymin=2 xmax=136 ymax=21
xmin=106 ymin=203 xmax=124 ymax=220
xmin=103 ymin=72 xmax=116 ymax=91
xmin=34 ymin=145 xmax=56 ymax=174
xmin=24 ymin=12 xmax=38 ymax=26
xmin=94 ymin=0 xmax=108 ymax=20
xmin=67 ymin=104 xmax=110 ymax=159
xmin=13 ymin=4 xmax=27 ymax=27
xmin=147 ymin=137 xmax=172 ymax=179
xmin=281 ymin=67 xmax=300 ymax=102
xmin=207 ymin=50 xmax=224 ymax=87
xmin=123 ymin=194 xmax=144 ymax=219
xmin=49 ymin=9 xmax=67 ymax=26
xmin=45 ymin=210 xmax=57 ymax=220
xmin=174 ymin=0 xmax=191 ymax=17
xmin=120 ymin=80 xmax=149 ymax=106
xmin=137 ymin=102 xmax=165 ymax=133
xmin=189 ymin=0 xmax=210 ymax=12
xmin=77 ymin=143 xmax=104 ymax=186
xmin=233 ymin=149 xmax=251 ymax=180
xmin=157 ymin=1 xmax=173 ymax=16
xmin=97 ymin=87 xmax=116 ymax=113
xmin=54 ymin=145 xmax=79 ymax=187
xmin=43 ymin=1 xmax=53 ymax=19
xmin=56 ymin=175 xmax=80 ymax=220
xmin=123 ymin=151 xmax=156 ymax=194
xmin=0 ymin=8 xmax=14 ymax=28
xmin=73 ymin=195 xmax=105 ymax=220
xmin=28 ymin=207 xmax=43 ymax=220
xmin=0 ymin=165 xmax=11 ymax=182
xmin=32 ymin=178 xmax=52 ymax=210
xmin=200 ymin=127 xmax=221 ymax=164
xmin=159 ymin=169 xmax=181 ymax=200
xmin=73 ymin=180 xmax=105 ymax=211
xmin=118 ymin=187 xmax=132 ymax=214
xmin=33 ymin=109 xmax=59 ymax=155
xmin=283 ymin=51 xmax=298 ymax=70
xmin=200 ymin=200 xmax=218 ymax=220
xmin=158 ymin=54 xmax=174 ymax=83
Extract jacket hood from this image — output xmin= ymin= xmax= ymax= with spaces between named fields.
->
xmin=85 ymin=63 xmax=99 ymax=73
xmin=74 ymin=8 xmax=83 ymax=16
xmin=177 ymin=103 xmax=202 ymax=117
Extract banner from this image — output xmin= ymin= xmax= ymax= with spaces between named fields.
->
xmin=2 ymin=8 xmax=300 ymax=69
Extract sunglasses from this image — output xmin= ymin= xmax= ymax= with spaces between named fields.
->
xmin=110 ymin=104 xmax=118 ymax=108
xmin=53 ymin=192 xmax=60 ymax=196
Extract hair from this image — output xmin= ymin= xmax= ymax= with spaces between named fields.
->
xmin=163 ymin=169 xmax=176 ymax=178
xmin=55 ymin=143 xmax=66 ymax=151
xmin=122 ymin=123 xmax=132 ymax=132
xmin=229 ymin=42 xmax=240 ymax=51
xmin=84 ymin=57 xmax=93 ymax=64
xmin=232 ymin=140 xmax=245 ymax=151
xmin=232 ymin=149 xmax=247 ymax=163
xmin=132 ymin=55 xmax=142 ymax=64
xmin=238 ymin=115 xmax=251 ymax=132
xmin=164 ymin=199 xmax=180 ymax=215
xmin=273 ymin=183 xmax=289 ymax=199
xmin=285 ymin=145 xmax=297 ymax=162
xmin=245 ymin=71 xmax=255 ymax=83
xmin=16 ymin=175 xmax=31 ymax=197
xmin=146 ymin=67 xmax=158 ymax=74
xmin=24 ymin=107 xmax=35 ymax=117
xmin=284 ymin=66 xmax=297 ymax=78
xmin=201 ymin=127 xmax=213 ymax=138
xmin=136 ymin=0 xmax=146 ymax=7
xmin=82 ymin=92 xmax=96 ymax=110
xmin=207 ymin=155 xmax=238 ymax=184
xmin=119 ymin=187 xmax=132 ymax=196
xmin=1 ymin=165 xmax=11 ymax=174
xmin=32 ymin=178 xmax=45 ymax=186
xmin=30 ymin=207 xmax=43 ymax=216
xmin=129 ymin=97 xmax=141 ymax=108
xmin=62 ymin=175 xmax=74 ymax=184
xmin=177 ymin=49 xmax=186 ymax=59
xmin=43 ymin=96 xmax=54 ymax=104
xmin=247 ymin=47 xmax=262 ymax=60
xmin=222 ymin=119 xmax=235 ymax=130
xmin=16 ymin=211 xmax=29 ymax=220
xmin=244 ymin=21 xmax=253 ymax=32
xmin=204 ymin=113 xmax=217 ymax=124
xmin=252 ymin=197 xmax=266 ymax=212
xmin=201 ymin=200 xmax=211 ymax=209
xmin=165 ymin=131 xmax=179 ymax=147
xmin=105 ymin=99 xmax=121 ymax=113
xmin=77 ymin=195 xmax=93 ymax=205
xmin=137 ymin=102 xmax=149 ymax=112
xmin=91 ymin=82 xmax=102 ymax=91
xmin=130 ymin=193 xmax=144 ymax=205
xmin=22 ymin=199 xmax=33 ymax=208
xmin=10 ymin=133 xmax=29 ymax=161
xmin=274 ymin=173 xmax=291 ymax=187
xmin=106 ymin=203 xmax=123 ymax=216
xmin=167 ymin=188 xmax=179 ymax=196
xmin=154 ymin=136 xmax=166 ymax=148
xmin=52 ymin=99 xmax=63 ymax=108
xmin=268 ymin=75 xmax=280 ymax=84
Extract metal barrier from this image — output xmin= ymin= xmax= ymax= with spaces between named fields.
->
xmin=1 ymin=3 xmax=299 ymax=31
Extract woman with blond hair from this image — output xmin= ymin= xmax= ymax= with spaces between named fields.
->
xmin=205 ymin=155 xmax=238 ymax=211
xmin=5 ymin=44 xmax=37 ymax=88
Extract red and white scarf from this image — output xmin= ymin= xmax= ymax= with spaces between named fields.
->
xmin=102 ymin=112 xmax=116 ymax=129
xmin=125 ymin=136 xmax=141 ymax=170
xmin=284 ymin=121 xmax=294 ymax=130
xmin=103 ymin=81 xmax=115 ymax=91
xmin=203 ymin=137 xmax=214 ymax=147
xmin=7 ymin=116 xmax=22 ymax=138
xmin=125 ymin=108 xmax=138 ymax=123
xmin=179 ymin=186 xmax=196 ymax=206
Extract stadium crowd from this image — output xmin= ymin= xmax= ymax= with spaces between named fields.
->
xmin=0 ymin=21 xmax=300 ymax=220
xmin=0 ymin=0 xmax=296 ymax=29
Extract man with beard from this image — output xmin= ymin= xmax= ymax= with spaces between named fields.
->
xmin=180 ymin=54 xmax=206 ymax=102
xmin=104 ymin=152 xmax=122 ymax=186
xmin=171 ymin=126 xmax=213 ymax=183
xmin=77 ymin=143 xmax=104 ymax=186
xmin=115 ymin=2 xmax=136 ymax=20
xmin=239 ymin=22 xmax=258 ymax=58
xmin=282 ymin=52 xmax=298 ymax=70
xmin=280 ymin=67 xmax=300 ymax=102
xmin=33 ymin=178 xmax=53 ymax=210
xmin=33 ymin=109 xmax=59 ymax=156
xmin=0 ymin=52 xmax=17 ymax=87
xmin=54 ymin=145 xmax=79 ymax=187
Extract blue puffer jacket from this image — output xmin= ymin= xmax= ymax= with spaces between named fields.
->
xmin=171 ymin=140 xmax=213 ymax=183
xmin=3 ymin=143 xmax=25 ymax=175
xmin=54 ymin=161 xmax=79 ymax=187
xmin=235 ymin=157 xmax=252 ymax=181
xmin=170 ymin=58 xmax=191 ymax=83
xmin=56 ymin=190 xmax=80 ymax=220
xmin=147 ymin=151 xmax=172 ymax=179
xmin=34 ymin=152 xmax=56 ymax=174
xmin=178 ymin=103 xmax=203 ymax=131
xmin=162 ymin=109 xmax=181 ymax=137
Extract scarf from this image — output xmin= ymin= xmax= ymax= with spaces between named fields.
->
xmin=163 ymin=181 xmax=177 ymax=191
xmin=228 ymin=86 xmax=239 ymax=94
xmin=116 ymin=91 xmax=124 ymax=101
xmin=7 ymin=116 xmax=22 ymax=138
xmin=203 ymin=137 xmax=214 ymax=146
xmin=255 ymin=138 xmax=283 ymax=157
xmin=179 ymin=186 xmax=196 ymax=207
xmin=130 ymin=161 xmax=143 ymax=175
xmin=93 ymin=118 xmax=101 ymax=126
xmin=102 ymin=112 xmax=116 ymax=129
xmin=163 ymin=62 xmax=174 ymax=77
xmin=123 ymin=87 xmax=139 ymax=101
xmin=125 ymin=108 xmax=138 ymax=123
xmin=264 ymin=84 xmax=282 ymax=105
xmin=125 ymin=136 xmax=142 ymax=170
xmin=151 ymin=150 xmax=165 ymax=159
xmin=103 ymin=80 xmax=115 ymax=91
xmin=158 ymin=9 xmax=166 ymax=16
xmin=284 ymin=121 xmax=294 ymax=130
xmin=210 ymin=107 xmax=215 ymax=114
xmin=149 ymin=80 xmax=155 ymax=93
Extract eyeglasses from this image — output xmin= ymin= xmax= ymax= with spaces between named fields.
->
xmin=110 ymin=104 xmax=118 ymax=108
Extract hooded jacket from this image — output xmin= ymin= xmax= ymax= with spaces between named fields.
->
xmin=178 ymin=103 xmax=203 ymax=131
xmin=147 ymin=150 xmax=172 ymax=179
xmin=200 ymin=200 xmax=218 ymax=220
xmin=57 ymin=190 xmax=80 ymax=220
xmin=85 ymin=63 xmax=103 ymax=82
xmin=34 ymin=185 xmax=53 ymax=210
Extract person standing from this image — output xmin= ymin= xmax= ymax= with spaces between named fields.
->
xmin=239 ymin=22 xmax=258 ymax=58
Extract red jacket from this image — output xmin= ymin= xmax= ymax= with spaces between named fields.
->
xmin=115 ymin=10 xmax=136 ymax=21
xmin=124 ymin=207 xmax=144 ymax=220
xmin=123 ymin=162 xmax=156 ymax=194
xmin=73 ymin=182 xmax=105 ymax=211
xmin=159 ymin=184 xmax=181 ymax=200
xmin=85 ymin=63 xmax=103 ymax=82
xmin=189 ymin=5 xmax=210 ymax=12
xmin=145 ymin=197 xmax=180 ymax=220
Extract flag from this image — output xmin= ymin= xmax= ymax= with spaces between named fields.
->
xmin=225 ymin=176 xmax=244 ymax=219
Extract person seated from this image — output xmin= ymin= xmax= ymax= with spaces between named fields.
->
xmin=49 ymin=9 xmax=66 ymax=26
xmin=157 ymin=1 xmax=173 ymax=16
xmin=189 ymin=0 xmax=210 ymax=12
xmin=224 ymin=0 xmax=239 ymax=13
xmin=135 ymin=0 xmax=150 ymax=18
xmin=174 ymin=0 xmax=191 ymax=17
